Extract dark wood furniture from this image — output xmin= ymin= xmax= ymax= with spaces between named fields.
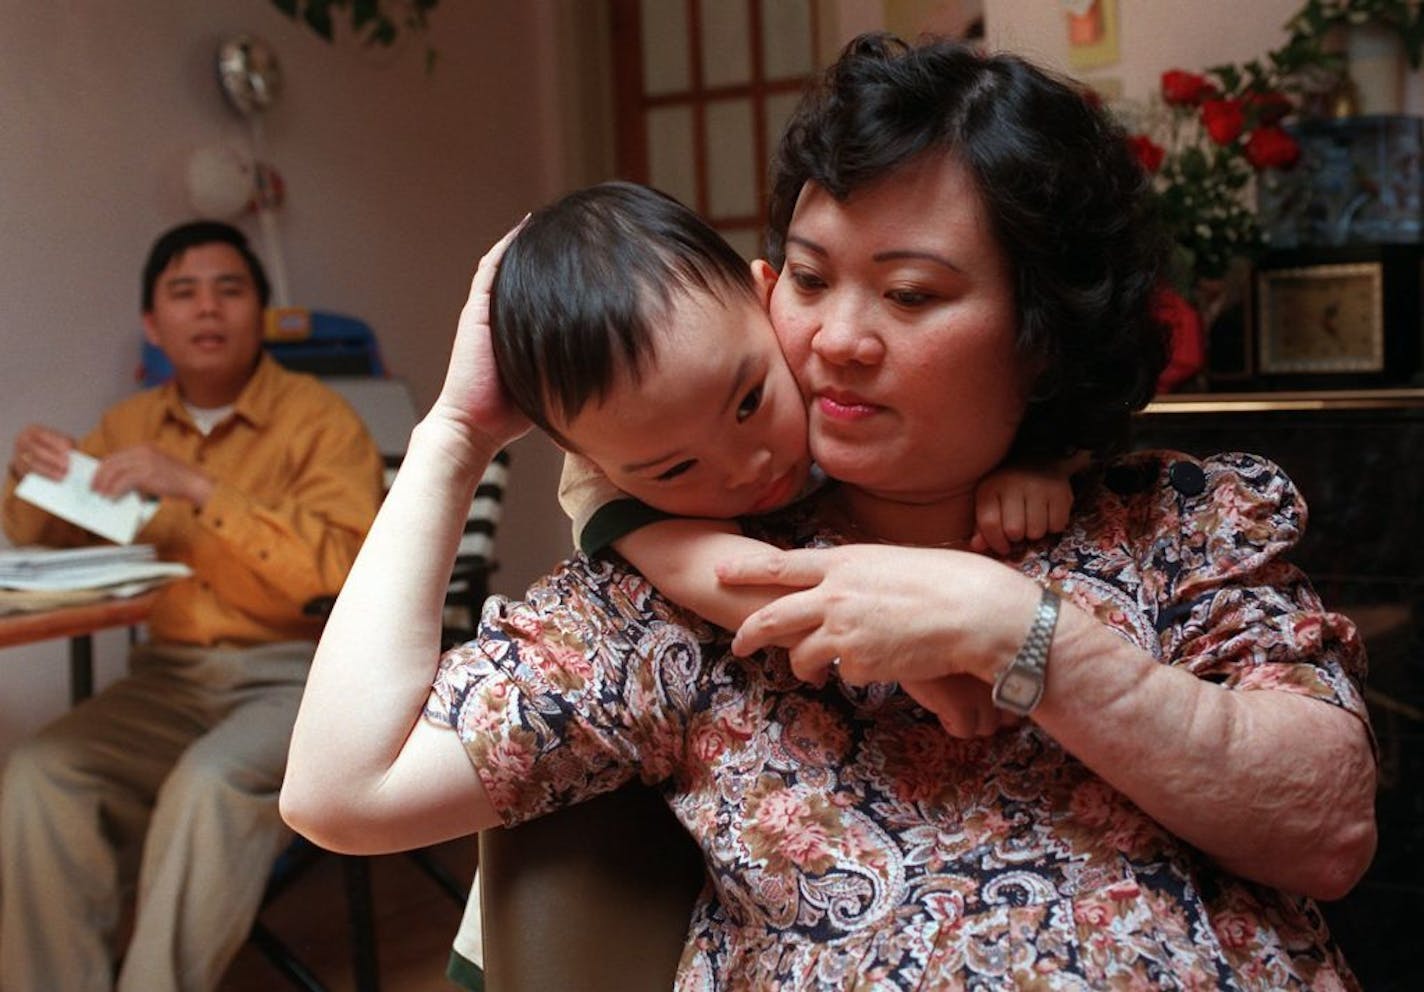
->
xmin=1136 ymin=388 xmax=1424 ymax=992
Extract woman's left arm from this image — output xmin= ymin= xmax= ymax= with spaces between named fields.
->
xmin=722 ymin=544 xmax=1377 ymax=901
xmin=1028 ymin=590 xmax=1375 ymax=901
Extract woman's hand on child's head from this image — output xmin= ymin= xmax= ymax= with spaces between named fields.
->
xmin=430 ymin=220 xmax=532 ymax=455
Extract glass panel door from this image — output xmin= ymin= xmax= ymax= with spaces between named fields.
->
xmin=611 ymin=0 xmax=820 ymax=257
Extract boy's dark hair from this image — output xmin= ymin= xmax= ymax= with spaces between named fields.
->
xmin=491 ymin=181 xmax=756 ymax=446
xmin=768 ymin=33 xmax=1169 ymax=461
xmin=141 ymin=220 xmax=271 ymax=312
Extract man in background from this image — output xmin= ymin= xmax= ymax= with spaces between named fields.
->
xmin=0 ymin=220 xmax=384 ymax=991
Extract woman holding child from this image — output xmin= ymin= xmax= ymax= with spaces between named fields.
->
xmin=283 ymin=34 xmax=1375 ymax=989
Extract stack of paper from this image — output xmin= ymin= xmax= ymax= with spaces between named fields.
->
xmin=0 ymin=545 xmax=191 ymax=611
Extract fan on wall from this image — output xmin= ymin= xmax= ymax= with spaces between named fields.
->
xmin=183 ymin=35 xmax=292 ymax=309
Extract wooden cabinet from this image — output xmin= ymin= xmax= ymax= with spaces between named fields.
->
xmin=1135 ymin=389 xmax=1424 ymax=991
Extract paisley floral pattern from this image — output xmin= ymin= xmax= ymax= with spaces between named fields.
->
xmin=427 ymin=451 xmax=1369 ymax=990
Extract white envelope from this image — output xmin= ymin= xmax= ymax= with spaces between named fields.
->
xmin=14 ymin=452 xmax=157 ymax=545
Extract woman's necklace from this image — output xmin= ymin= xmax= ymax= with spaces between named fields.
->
xmin=823 ymin=495 xmax=974 ymax=551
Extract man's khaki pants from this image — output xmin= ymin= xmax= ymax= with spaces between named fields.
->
xmin=0 ymin=640 xmax=313 ymax=992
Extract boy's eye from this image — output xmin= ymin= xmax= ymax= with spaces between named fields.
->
xmin=735 ymin=385 xmax=764 ymax=423
xmin=655 ymin=460 xmax=695 ymax=482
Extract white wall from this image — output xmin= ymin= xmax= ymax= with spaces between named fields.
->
xmin=0 ymin=0 xmax=1321 ymax=760
xmin=983 ymin=0 xmax=1305 ymax=98
xmin=0 ymin=0 xmax=596 ymax=757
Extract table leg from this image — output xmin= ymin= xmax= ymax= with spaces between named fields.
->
xmin=70 ymin=634 xmax=93 ymax=705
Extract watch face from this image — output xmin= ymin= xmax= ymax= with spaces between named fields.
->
xmin=995 ymin=670 xmax=1040 ymax=712
xmin=1257 ymin=263 xmax=1384 ymax=373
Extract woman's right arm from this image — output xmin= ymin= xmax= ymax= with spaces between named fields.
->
xmin=281 ymin=227 xmax=531 ymax=855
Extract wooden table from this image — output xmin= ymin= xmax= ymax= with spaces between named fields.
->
xmin=0 ymin=592 xmax=158 ymax=704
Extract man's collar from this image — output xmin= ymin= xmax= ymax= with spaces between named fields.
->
xmin=229 ymin=352 xmax=283 ymax=429
xmin=158 ymin=352 xmax=283 ymax=431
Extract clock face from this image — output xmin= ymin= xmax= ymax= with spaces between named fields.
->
xmin=1258 ymin=263 xmax=1385 ymax=373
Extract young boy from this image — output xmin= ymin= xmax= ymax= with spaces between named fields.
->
xmin=490 ymin=181 xmax=1078 ymax=644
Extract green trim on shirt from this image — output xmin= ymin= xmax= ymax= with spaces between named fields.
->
xmin=579 ymin=498 xmax=674 ymax=555
xmin=446 ymin=949 xmax=485 ymax=990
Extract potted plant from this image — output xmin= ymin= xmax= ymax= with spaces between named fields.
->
xmin=1118 ymin=68 xmax=1303 ymax=291
xmin=1281 ymin=0 xmax=1424 ymax=113
xmin=269 ymin=0 xmax=443 ymax=68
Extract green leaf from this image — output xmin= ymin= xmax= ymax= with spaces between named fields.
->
xmin=1179 ymin=146 xmax=1210 ymax=180
xmin=352 ymin=0 xmax=379 ymax=30
xmin=1213 ymin=63 xmax=1242 ymax=92
xmin=268 ymin=0 xmax=442 ymax=55
xmin=303 ymin=0 xmax=335 ymax=41
xmin=372 ymin=19 xmax=397 ymax=46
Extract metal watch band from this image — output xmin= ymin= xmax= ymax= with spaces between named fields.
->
xmin=991 ymin=586 xmax=1061 ymax=716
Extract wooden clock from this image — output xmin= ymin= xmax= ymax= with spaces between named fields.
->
xmin=1254 ymin=246 xmax=1423 ymax=388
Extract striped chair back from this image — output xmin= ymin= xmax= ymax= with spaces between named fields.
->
xmin=382 ymin=448 xmax=511 ymax=642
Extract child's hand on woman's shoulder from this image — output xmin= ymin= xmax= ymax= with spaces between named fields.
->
xmin=970 ymin=454 xmax=1086 ymax=555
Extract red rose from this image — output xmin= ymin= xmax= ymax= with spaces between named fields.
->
xmin=1201 ymin=98 xmax=1245 ymax=145
xmin=1161 ymin=69 xmax=1213 ymax=106
xmin=1245 ymin=125 xmax=1301 ymax=169
xmin=1152 ymin=285 xmax=1205 ymax=393
xmin=1126 ymin=134 xmax=1165 ymax=173
xmin=1243 ymin=90 xmax=1292 ymax=124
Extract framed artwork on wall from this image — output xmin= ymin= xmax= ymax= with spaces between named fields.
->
xmin=1062 ymin=0 xmax=1119 ymax=70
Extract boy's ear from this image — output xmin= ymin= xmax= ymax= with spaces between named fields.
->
xmin=750 ymin=259 xmax=778 ymax=307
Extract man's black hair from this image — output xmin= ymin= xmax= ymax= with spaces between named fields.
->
xmin=141 ymin=220 xmax=271 ymax=312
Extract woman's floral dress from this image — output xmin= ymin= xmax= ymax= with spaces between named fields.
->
xmin=426 ymin=451 xmax=1371 ymax=990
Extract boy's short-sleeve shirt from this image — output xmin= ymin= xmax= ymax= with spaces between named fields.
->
xmin=558 ymin=451 xmax=825 ymax=555
xmin=427 ymin=450 xmax=1370 ymax=990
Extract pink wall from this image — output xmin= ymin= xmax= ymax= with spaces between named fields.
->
xmin=0 ymin=0 xmax=589 ymax=757
xmin=0 ymin=0 xmax=1320 ymax=759
xmin=984 ymin=0 xmax=1306 ymax=98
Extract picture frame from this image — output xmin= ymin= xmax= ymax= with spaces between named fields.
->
xmin=1252 ymin=245 xmax=1423 ymax=389
xmin=1062 ymin=0 xmax=1120 ymax=71
xmin=1257 ymin=262 xmax=1384 ymax=374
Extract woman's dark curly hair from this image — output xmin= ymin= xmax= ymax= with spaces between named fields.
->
xmin=767 ymin=34 xmax=1169 ymax=462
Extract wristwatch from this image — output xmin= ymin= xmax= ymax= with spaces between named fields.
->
xmin=991 ymin=586 xmax=1061 ymax=716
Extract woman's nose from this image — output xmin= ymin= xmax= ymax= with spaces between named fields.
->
xmin=811 ymin=298 xmax=884 ymax=366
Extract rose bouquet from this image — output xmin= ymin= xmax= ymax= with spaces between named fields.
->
xmin=1120 ymin=67 xmax=1304 ymax=288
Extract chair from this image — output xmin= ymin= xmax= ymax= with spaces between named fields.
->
xmin=385 ymin=448 xmax=510 ymax=647
xmin=138 ymin=310 xmax=387 ymax=386
xmin=475 ymin=783 xmax=705 ymax=992
xmin=252 ymin=380 xmax=510 ymax=992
